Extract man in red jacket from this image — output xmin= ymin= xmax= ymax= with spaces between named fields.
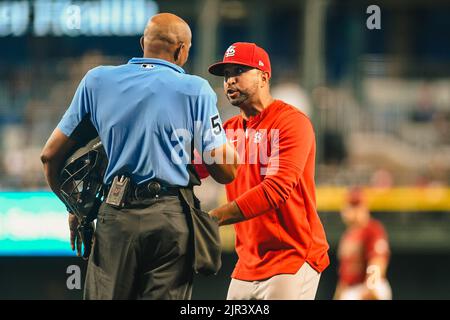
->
xmin=207 ymin=42 xmax=330 ymax=300
xmin=334 ymin=187 xmax=392 ymax=300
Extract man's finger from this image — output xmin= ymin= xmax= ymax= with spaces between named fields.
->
xmin=70 ymin=230 xmax=76 ymax=251
xmin=76 ymin=232 xmax=83 ymax=257
xmin=68 ymin=214 xmax=78 ymax=251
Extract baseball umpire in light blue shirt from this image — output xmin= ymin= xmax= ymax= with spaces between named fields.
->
xmin=41 ymin=13 xmax=238 ymax=300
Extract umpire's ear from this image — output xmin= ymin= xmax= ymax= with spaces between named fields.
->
xmin=140 ymin=36 xmax=145 ymax=53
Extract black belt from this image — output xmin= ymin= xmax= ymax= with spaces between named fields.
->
xmin=104 ymin=180 xmax=180 ymax=202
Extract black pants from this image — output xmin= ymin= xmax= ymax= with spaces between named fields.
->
xmin=84 ymin=195 xmax=193 ymax=300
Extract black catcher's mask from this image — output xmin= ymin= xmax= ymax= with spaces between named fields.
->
xmin=60 ymin=136 xmax=108 ymax=224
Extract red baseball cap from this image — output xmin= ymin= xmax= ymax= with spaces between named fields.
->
xmin=208 ymin=42 xmax=271 ymax=78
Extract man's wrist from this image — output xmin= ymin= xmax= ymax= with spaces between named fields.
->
xmin=208 ymin=210 xmax=220 ymax=223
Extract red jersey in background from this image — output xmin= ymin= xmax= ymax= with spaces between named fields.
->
xmin=338 ymin=219 xmax=390 ymax=286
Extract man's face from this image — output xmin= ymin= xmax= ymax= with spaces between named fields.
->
xmin=223 ymin=64 xmax=260 ymax=106
xmin=340 ymin=204 xmax=369 ymax=227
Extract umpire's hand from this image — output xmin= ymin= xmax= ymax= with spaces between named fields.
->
xmin=68 ymin=213 xmax=82 ymax=257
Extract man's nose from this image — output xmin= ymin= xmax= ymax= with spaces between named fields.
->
xmin=225 ymin=76 xmax=237 ymax=86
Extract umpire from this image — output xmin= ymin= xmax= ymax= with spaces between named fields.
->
xmin=41 ymin=13 xmax=238 ymax=300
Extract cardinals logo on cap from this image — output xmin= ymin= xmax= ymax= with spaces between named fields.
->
xmin=225 ymin=45 xmax=236 ymax=57
xmin=208 ymin=42 xmax=272 ymax=79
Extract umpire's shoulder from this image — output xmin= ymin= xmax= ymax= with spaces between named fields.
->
xmin=82 ymin=65 xmax=113 ymax=89
xmin=179 ymin=74 xmax=215 ymax=97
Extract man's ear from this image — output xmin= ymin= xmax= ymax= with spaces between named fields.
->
xmin=261 ymin=71 xmax=270 ymax=87
xmin=140 ymin=36 xmax=145 ymax=53
xmin=174 ymin=43 xmax=184 ymax=62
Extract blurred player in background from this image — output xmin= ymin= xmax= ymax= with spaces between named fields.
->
xmin=207 ymin=42 xmax=330 ymax=300
xmin=334 ymin=187 xmax=392 ymax=300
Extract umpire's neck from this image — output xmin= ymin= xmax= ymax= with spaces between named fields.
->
xmin=141 ymin=45 xmax=189 ymax=68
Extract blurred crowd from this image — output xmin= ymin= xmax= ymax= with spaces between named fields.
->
xmin=0 ymin=52 xmax=121 ymax=189
xmin=1 ymin=51 xmax=450 ymax=194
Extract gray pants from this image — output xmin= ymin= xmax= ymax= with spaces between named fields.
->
xmin=84 ymin=196 xmax=193 ymax=300
xmin=227 ymin=262 xmax=321 ymax=300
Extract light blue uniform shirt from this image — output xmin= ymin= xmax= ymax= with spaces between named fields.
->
xmin=57 ymin=58 xmax=227 ymax=186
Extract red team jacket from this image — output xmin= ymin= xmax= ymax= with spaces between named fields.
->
xmin=338 ymin=219 xmax=390 ymax=286
xmin=223 ymin=100 xmax=330 ymax=281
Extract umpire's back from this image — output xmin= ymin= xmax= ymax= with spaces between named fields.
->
xmin=58 ymin=57 xmax=224 ymax=187
xmin=57 ymin=10 xmax=231 ymax=188
xmin=42 ymin=13 xmax=238 ymax=300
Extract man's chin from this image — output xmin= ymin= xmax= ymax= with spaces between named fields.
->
xmin=227 ymin=97 xmax=247 ymax=107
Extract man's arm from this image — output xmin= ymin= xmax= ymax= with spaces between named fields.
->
xmin=333 ymin=281 xmax=345 ymax=300
xmin=41 ymin=128 xmax=86 ymax=256
xmin=209 ymin=111 xmax=314 ymax=224
xmin=40 ymin=128 xmax=77 ymax=201
xmin=204 ymin=139 xmax=242 ymax=224
xmin=43 ymin=71 xmax=95 ymax=257
xmin=362 ymin=224 xmax=390 ymax=300
xmin=203 ymin=141 xmax=239 ymax=184
xmin=209 ymin=200 xmax=244 ymax=226
xmin=193 ymin=81 xmax=239 ymax=184
xmin=362 ymin=256 xmax=389 ymax=300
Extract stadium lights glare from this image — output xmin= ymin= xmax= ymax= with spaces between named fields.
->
xmin=0 ymin=0 xmax=159 ymax=37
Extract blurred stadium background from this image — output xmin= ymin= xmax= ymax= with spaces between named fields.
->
xmin=1 ymin=0 xmax=450 ymax=299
